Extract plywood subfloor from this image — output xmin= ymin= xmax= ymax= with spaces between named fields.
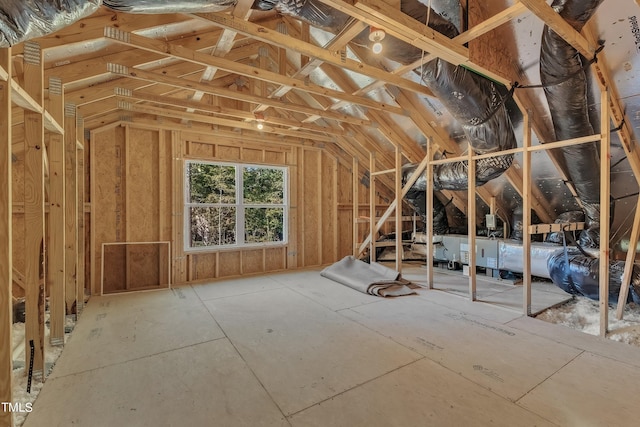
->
xmin=402 ymin=266 xmax=573 ymax=315
xmin=22 ymin=268 xmax=640 ymax=427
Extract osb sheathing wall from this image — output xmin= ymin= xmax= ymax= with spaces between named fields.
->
xmin=89 ymin=123 xmax=365 ymax=294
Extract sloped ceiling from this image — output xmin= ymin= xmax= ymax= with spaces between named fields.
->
xmin=6 ymin=0 xmax=640 ymax=253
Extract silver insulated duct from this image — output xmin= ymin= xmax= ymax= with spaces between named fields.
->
xmin=540 ymin=0 xmax=605 ymax=247
xmin=259 ymin=0 xmax=640 ymax=304
xmin=258 ymin=0 xmax=517 ymax=192
xmin=539 ymin=0 xmax=640 ymax=303
xmin=103 ymin=0 xmax=236 ymax=13
xmin=0 ymin=0 xmax=101 ymax=47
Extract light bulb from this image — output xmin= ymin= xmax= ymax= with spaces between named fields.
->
xmin=372 ymin=42 xmax=383 ymax=54
xmin=256 ymin=122 xmax=264 ymax=130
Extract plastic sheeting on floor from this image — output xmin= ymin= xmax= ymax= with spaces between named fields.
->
xmin=321 ymin=256 xmax=419 ymax=297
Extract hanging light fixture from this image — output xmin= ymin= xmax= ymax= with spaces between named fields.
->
xmin=369 ymin=26 xmax=386 ymax=54
xmin=255 ymin=112 xmax=265 ymax=130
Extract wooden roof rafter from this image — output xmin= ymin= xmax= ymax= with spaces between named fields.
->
xmin=113 ymin=88 xmax=348 ymax=138
xmin=105 ymin=63 xmax=370 ymax=126
xmin=44 ymin=26 xmax=229 ymax=86
xmin=61 ymin=45 xmax=253 ymax=107
xmin=115 ymin=99 xmax=336 ymax=142
xmin=260 ymin=16 xmax=369 ymax=103
xmin=102 ymin=28 xmax=406 ymax=116
xmin=191 ymin=11 xmax=435 ymax=97
xmin=279 ymin=86 xmax=400 ymax=200
xmin=317 ymin=0 xmax=511 ymax=86
xmin=177 ymin=0 xmax=257 ymax=122
xmin=327 ymin=2 xmax=529 ymax=118
xmin=326 ymin=42 xmax=490 ymax=223
xmin=122 ymin=115 xmax=330 ymax=151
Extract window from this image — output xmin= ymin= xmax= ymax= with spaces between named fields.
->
xmin=185 ymin=161 xmax=287 ymax=250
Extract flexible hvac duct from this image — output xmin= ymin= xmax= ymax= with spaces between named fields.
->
xmin=402 ymin=172 xmax=449 ymax=235
xmin=540 ymin=0 xmax=604 ymax=246
xmin=259 ymin=0 xmax=516 ymax=191
xmin=538 ymin=0 xmax=640 ymax=305
xmin=103 ymin=0 xmax=236 ymax=14
xmin=0 ymin=0 xmax=100 ymax=47
xmin=548 ymin=249 xmax=640 ymax=303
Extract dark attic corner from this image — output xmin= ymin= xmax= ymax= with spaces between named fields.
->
xmin=2 ymin=1 xmax=640 ymax=426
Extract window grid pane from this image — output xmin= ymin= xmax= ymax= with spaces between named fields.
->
xmin=186 ymin=161 xmax=287 ymax=249
xmin=187 ymin=163 xmax=236 ymax=204
xmin=189 ymin=206 xmax=236 ymax=247
xmin=243 ymin=166 xmax=284 ymax=204
xmin=244 ymin=207 xmax=284 ymax=243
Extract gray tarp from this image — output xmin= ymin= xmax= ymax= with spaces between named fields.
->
xmin=321 ymin=256 xmax=418 ymax=297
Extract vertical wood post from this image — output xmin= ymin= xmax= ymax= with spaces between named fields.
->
xmin=468 ymin=145 xmax=477 ymax=300
xmin=522 ymin=111 xmax=532 ymax=316
xmin=64 ymin=104 xmax=78 ymax=315
xmin=124 ymin=125 xmax=131 ymax=289
xmin=352 ymin=157 xmax=359 ymax=256
xmin=76 ymin=116 xmax=85 ymax=312
xmin=171 ymin=131 xmax=187 ymax=283
xmin=286 ymin=147 xmax=298 ymax=269
xmin=158 ymin=130 xmax=168 ymax=287
xmin=599 ymin=88 xmax=611 ymax=337
xmin=369 ymin=152 xmax=376 ymax=263
xmin=259 ymin=46 xmax=269 ymax=98
xmin=317 ymin=152 xmax=323 ymax=265
xmin=23 ymin=41 xmax=46 ymax=379
xmin=332 ymin=157 xmax=339 ymax=261
xmin=298 ymin=148 xmax=305 ymax=266
xmin=426 ymin=139 xmax=434 ymax=289
xmin=90 ymin=130 xmax=97 ymax=294
xmin=0 ymin=46 xmax=14 ymax=427
xmin=300 ymin=22 xmax=310 ymax=68
xmin=47 ymin=77 xmax=66 ymax=344
xmin=395 ymin=145 xmax=402 ymax=272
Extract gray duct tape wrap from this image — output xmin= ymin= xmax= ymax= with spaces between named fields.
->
xmin=103 ymin=0 xmax=236 ymax=14
xmin=0 ymin=0 xmax=101 ymax=47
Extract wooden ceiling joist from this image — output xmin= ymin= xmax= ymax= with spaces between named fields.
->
xmin=4 ymin=1 xmax=634 ymax=253
xmin=583 ymin=23 xmax=640 ymax=185
xmin=329 ymin=1 xmax=528 ymax=113
xmin=266 ymin=17 xmax=368 ymax=101
xmin=45 ymin=27 xmax=226 ymax=86
xmin=192 ymin=11 xmax=435 ymax=97
xmin=116 ymin=98 xmax=334 ymax=142
xmin=318 ymin=0 xmax=510 ymax=86
xmin=116 ymin=98 xmax=336 ymax=143
xmin=106 ymin=63 xmax=370 ymax=126
xmin=323 ymin=0 xmax=468 ymax=64
xmin=13 ymin=10 xmax=193 ymax=55
xmin=128 ymin=116 xmax=329 ymax=150
xmin=103 ymin=28 xmax=405 ymax=116
xmin=519 ymin=0 xmax=597 ymax=58
xmin=115 ymin=89 xmax=347 ymax=138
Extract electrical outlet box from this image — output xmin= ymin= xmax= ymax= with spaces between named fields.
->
xmin=486 ymin=214 xmax=496 ymax=230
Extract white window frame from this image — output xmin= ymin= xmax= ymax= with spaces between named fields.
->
xmin=184 ymin=160 xmax=288 ymax=252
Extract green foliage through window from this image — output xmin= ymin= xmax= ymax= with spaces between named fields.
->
xmin=186 ymin=161 xmax=287 ymax=249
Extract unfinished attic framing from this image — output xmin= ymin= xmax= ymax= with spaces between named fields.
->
xmin=2 ymin=0 xmax=640 ymax=425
